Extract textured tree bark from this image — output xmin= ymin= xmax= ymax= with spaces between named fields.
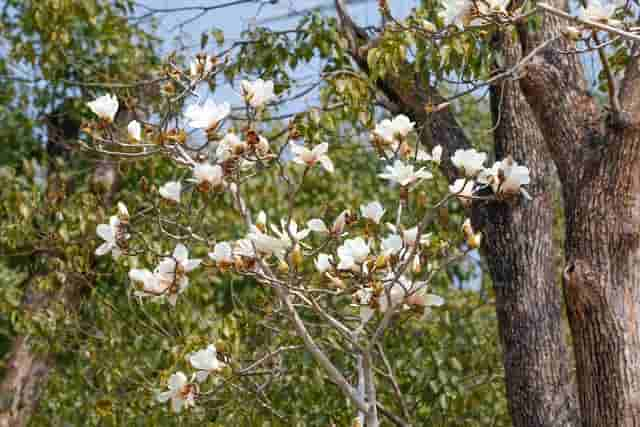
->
xmin=519 ymin=11 xmax=640 ymax=424
xmin=475 ymin=28 xmax=579 ymax=427
xmin=333 ymin=2 xmax=578 ymax=425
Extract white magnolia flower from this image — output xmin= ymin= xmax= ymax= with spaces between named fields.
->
xmin=96 ymin=216 xmax=124 ymax=259
xmin=477 ymin=0 xmax=509 ymax=15
xmin=578 ymin=0 xmax=617 ymax=22
xmin=337 ymin=237 xmax=370 ymax=270
xmin=216 ymin=132 xmax=246 ymax=161
xmin=479 ymin=157 xmax=531 ymax=199
xmin=159 ymin=181 xmax=182 ymax=203
xmin=234 ymin=238 xmax=256 ymax=258
xmin=248 ymin=226 xmax=290 ymax=259
xmin=373 ymin=115 xmax=415 ymax=143
xmin=315 ymin=253 xmax=333 ymax=273
xmin=127 ymin=120 xmax=142 ymax=141
xmin=192 ymin=163 xmax=224 ymax=188
xmin=157 ymin=372 xmax=196 ymax=413
xmin=417 ymin=145 xmax=443 ymax=164
xmin=379 ymin=160 xmax=432 ymax=186
xmin=155 ymin=244 xmax=202 ymax=305
xmin=451 ymin=148 xmax=487 ymax=178
xmin=184 ymin=99 xmax=230 ymax=130
xmin=307 ymin=210 xmax=350 ymax=235
xmin=271 ymin=219 xmax=310 ymax=244
xmin=241 ymin=79 xmax=276 ymax=108
xmin=129 ymin=268 xmax=168 ymax=298
xmin=381 ymin=234 xmax=403 ymax=256
xmin=439 ymin=0 xmax=473 ymax=29
xmin=360 ymin=201 xmax=385 ymax=224
xmin=188 ymin=344 xmax=226 ymax=382
xmin=307 ymin=218 xmax=329 ymax=233
xmin=402 ymin=226 xmax=431 ymax=247
xmin=88 ymin=94 xmax=118 ymax=122
xmin=449 ymin=178 xmax=475 ymax=206
xmin=189 ymin=55 xmax=215 ymax=79
xmin=209 ymin=242 xmax=233 ymax=264
xmin=290 ymin=142 xmax=334 ymax=173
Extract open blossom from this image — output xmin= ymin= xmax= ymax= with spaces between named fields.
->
xmin=479 ymin=157 xmax=531 ymax=199
xmin=271 ymin=219 xmax=310 ymax=245
xmin=290 ymin=142 xmax=334 ymax=173
xmin=451 ymin=148 xmax=487 ymax=178
xmin=209 ymin=242 xmax=233 ymax=265
xmin=373 ymin=115 xmax=415 ymax=143
xmin=188 ymin=344 xmax=226 ymax=382
xmin=439 ymin=0 xmax=473 ymax=29
xmin=360 ymin=201 xmax=385 ymax=224
xmin=129 ymin=268 xmax=168 ymax=299
xmin=87 ymin=94 xmax=118 ymax=122
xmin=578 ymin=0 xmax=617 ymax=22
xmin=127 ymin=120 xmax=142 ymax=141
xmin=417 ymin=145 xmax=443 ymax=164
xmin=159 ymin=181 xmax=182 ymax=203
xmin=402 ymin=226 xmax=431 ymax=247
xmin=337 ymin=237 xmax=370 ymax=270
xmin=233 ymin=238 xmax=255 ymax=259
xmin=189 ymin=55 xmax=215 ymax=79
xmin=184 ymin=99 xmax=230 ymax=130
xmin=96 ymin=216 xmax=124 ymax=259
xmin=192 ymin=163 xmax=224 ymax=188
xmin=153 ymin=244 xmax=202 ymax=305
xmin=241 ymin=79 xmax=275 ymax=109
xmin=247 ymin=226 xmax=290 ymax=259
xmin=157 ymin=372 xmax=196 ymax=413
xmin=315 ymin=253 xmax=333 ymax=273
xmin=477 ymin=0 xmax=509 ymax=15
xmin=379 ymin=160 xmax=432 ymax=187
xmin=307 ymin=210 xmax=350 ymax=235
xmin=381 ymin=234 xmax=403 ymax=256
xmin=449 ymin=178 xmax=475 ymax=206
xmin=216 ymin=132 xmax=246 ymax=161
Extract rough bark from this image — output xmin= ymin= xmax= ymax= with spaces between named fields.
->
xmin=475 ymin=28 xmax=578 ymax=427
xmin=334 ymin=1 xmax=577 ymax=425
xmin=519 ymin=6 xmax=640 ymax=424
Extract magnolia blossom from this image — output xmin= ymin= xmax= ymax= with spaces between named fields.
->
xmin=451 ymin=148 xmax=487 ymax=178
xmin=462 ymin=218 xmax=483 ymax=249
xmin=479 ymin=157 xmax=531 ymax=199
xmin=129 ymin=268 xmax=168 ymax=299
xmin=360 ymin=201 xmax=385 ymax=224
xmin=379 ymin=160 xmax=432 ymax=187
xmin=402 ymin=226 xmax=431 ymax=247
xmin=373 ymin=115 xmax=415 ymax=143
xmin=439 ymin=0 xmax=473 ymax=29
xmin=88 ymin=94 xmax=118 ymax=122
xmin=417 ymin=145 xmax=443 ymax=164
xmin=188 ymin=344 xmax=226 ymax=382
xmin=96 ymin=216 xmax=124 ymax=259
xmin=271 ymin=219 xmax=310 ymax=245
xmin=241 ymin=79 xmax=275 ymax=108
xmin=381 ymin=234 xmax=403 ymax=256
xmin=209 ymin=242 xmax=234 ymax=265
xmin=337 ymin=237 xmax=370 ymax=271
xmin=307 ymin=210 xmax=350 ymax=235
xmin=154 ymin=244 xmax=202 ymax=305
xmin=315 ymin=253 xmax=333 ymax=273
xmin=216 ymin=132 xmax=247 ymax=161
xmin=290 ymin=142 xmax=334 ymax=173
xmin=233 ymin=238 xmax=256 ymax=259
xmin=189 ymin=55 xmax=215 ymax=79
xmin=477 ymin=0 xmax=509 ymax=15
xmin=157 ymin=372 xmax=196 ymax=413
xmin=127 ymin=120 xmax=142 ymax=141
xmin=449 ymin=178 xmax=475 ymax=206
xmin=159 ymin=181 xmax=182 ymax=203
xmin=192 ymin=163 xmax=224 ymax=188
xmin=578 ymin=0 xmax=617 ymax=22
xmin=184 ymin=99 xmax=230 ymax=130
xmin=247 ymin=226 xmax=290 ymax=259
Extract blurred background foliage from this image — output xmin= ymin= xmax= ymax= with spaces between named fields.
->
xmin=0 ymin=1 xmax=507 ymax=425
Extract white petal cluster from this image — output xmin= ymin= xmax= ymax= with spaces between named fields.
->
xmin=449 ymin=178 xmax=475 ymax=206
xmin=315 ymin=253 xmax=333 ymax=273
xmin=209 ymin=242 xmax=234 ymax=265
xmin=479 ymin=157 xmax=531 ymax=199
xmin=241 ymin=79 xmax=276 ymax=109
xmin=88 ymin=94 xmax=118 ymax=122
xmin=451 ymin=149 xmax=487 ymax=178
xmin=307 ymin=210 xmax=349 ymax=235
xmin=417 ymin=145 xmax=443 ymax=164
xmin=127 ymin=120 xmax=142 ymax=141
xmin=578 ymin=0 xmax=617 ymax=22
xmin=95 ymin=202 xmax=130 ymax=259
xmin=157 ymin=372 xmax=196 ymax=413
xmin=379 ymin=160 xmax=432 ymax=187
xmin=159 ymin=181 xmax=182 ymax=203
xmin=290 ymin=142 xmax=334 ymax=173
xmin=337 ymin=237 xmax=370 ymax=271
xmin=372 ymin=114 xmax=415 ymax=143
xmin=439 ymin=0 xmax=473 ymax=29
xmin=189 ymin=55 xmax=216 ymax=80
xmin=184 ymin=100 xmax=230 ymax=130
xmin=360 ymin=201 xmax=385 ymax=224
xmin=188 ymin=344 xmax=226 ymax=382
xmin=191 ymin=163 xmax=224 ymax=189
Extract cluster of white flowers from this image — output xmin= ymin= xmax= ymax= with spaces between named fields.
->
xmin=578 ymin=0 xmax=619 ymax=23
xmin=189 ymin=54 xmax=216 ymax=80
xmin=95 ymin=202 xmax=130 ymax=259
xmin=157 ymin=343 xmax=226 ymax=413
xmin=128 ymin=244 xmax=201 ymax=306
xmin=241 ymin=79 xmax=276 ymax=109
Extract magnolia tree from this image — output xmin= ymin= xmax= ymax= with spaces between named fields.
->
xmin=84 ymin=54 xmax=529 ymax=425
